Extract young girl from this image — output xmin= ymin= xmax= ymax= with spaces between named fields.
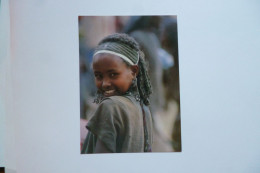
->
xmin=81 ymin=33 xmax=153 ymax=153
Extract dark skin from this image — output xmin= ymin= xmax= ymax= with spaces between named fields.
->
xmin=92 ymin=53 xmax=139 ymax=153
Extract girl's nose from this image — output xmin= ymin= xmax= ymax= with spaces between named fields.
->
xmin=102 ymin=79 xmax=111 ymax=89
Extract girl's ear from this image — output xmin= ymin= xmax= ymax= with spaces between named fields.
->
xmin=130 ymin=65 xmax=139 ymax=77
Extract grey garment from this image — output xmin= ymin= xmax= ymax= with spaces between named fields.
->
xmin=81 ymin=95 xmax=153 ymax=153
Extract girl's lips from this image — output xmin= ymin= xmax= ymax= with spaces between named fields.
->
xmin=103 ymin=90 xmax=116 ymax=97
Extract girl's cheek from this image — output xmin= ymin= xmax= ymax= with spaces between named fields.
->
xmin=95 ymin=80 xmax=101 ymax=88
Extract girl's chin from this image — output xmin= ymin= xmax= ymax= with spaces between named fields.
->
xmin=104 ymin=93 xmax=115 ymax=97
xmin=102 ymin=90 xmax=125 ymax=97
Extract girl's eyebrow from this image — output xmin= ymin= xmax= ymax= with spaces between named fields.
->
xmin=107 ymin=69 xmax=118 ymax=73
xmin=93 ymin=69 xmax=118 ymax=74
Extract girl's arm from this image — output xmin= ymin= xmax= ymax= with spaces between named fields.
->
xmin=95 ymin=138 xmax=112 ymax=153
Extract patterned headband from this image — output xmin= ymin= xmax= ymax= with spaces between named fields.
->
xmin=94 ymin=42 xmax=139 ymax=65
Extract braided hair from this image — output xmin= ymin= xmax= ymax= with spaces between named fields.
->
xmin=97 ymin=33 xmax=152 ymax=105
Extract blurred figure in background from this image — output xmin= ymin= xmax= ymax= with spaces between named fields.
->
xmin=160 ymin=16 xmax=181 ymax=151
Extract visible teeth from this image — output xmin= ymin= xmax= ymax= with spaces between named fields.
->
xmin=104 ymin=90 xmax=115 ymax=94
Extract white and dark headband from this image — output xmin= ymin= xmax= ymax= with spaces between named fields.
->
xmin=93 ymin=42 xmax=139 ymax=65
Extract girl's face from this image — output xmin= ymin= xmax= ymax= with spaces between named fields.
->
xmin=92 ymin=53 xmax=138 ymax=97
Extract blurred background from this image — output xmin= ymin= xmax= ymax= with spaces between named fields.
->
xmin=79 ymin=16 xmax=181 ymax=152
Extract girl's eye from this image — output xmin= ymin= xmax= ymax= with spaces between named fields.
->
xmin=94 ymin=74 xmax=102 ymax=80
xmin=110 ymin=73 xmax=118 ymax=78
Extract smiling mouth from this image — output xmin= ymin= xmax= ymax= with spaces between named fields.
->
xmin=103 ymin=90 xmax=116 ymax=97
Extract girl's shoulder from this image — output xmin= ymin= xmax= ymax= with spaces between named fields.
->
xmin=98 ymin=95 xmax=140 ymax=113
xmin=98 ymin=95 xmax=132 ymax=106
xmin=100 ymin=95 xmax=131 ymax=105
xmin=90 ymin=95 xmax=141 ymax=124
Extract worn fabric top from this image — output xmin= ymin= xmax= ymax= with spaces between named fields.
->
xmin=81 ymin=95 xmax=153 ymax=153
